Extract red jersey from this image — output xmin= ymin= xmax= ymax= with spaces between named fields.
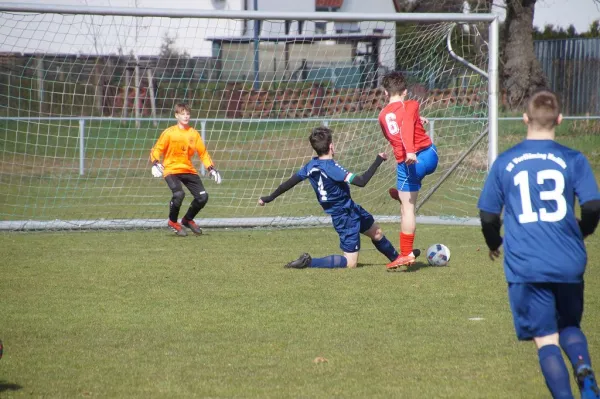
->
xmin=378 ymin=100 xmax=432 ymax=163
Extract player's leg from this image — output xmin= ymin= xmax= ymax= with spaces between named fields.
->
xmin=311 ymin=210 xmax=359 ymax=268
xmin=535 ymin=333 xmax=575 ymax=399
xmin=180 ymin=174 xmax=208 ymax=235
xmin=388 ymin=145 xmax=438 ymax=203
xmin=556 ymin=283 xmax=600 ymax=398
xmin=387 ymin=147 xmax=438 ymax=270
xmin=509 ymin=282 xmax=573 ymax=398
xmin=386 ymin=189 xmax=419 ymax=270
xmin=358 ymin=208 xmax=399 ymax=262
xmin=284 ymin=210 xmax=359 ymax=269
xmin=164 ymin=174 xmax=187 ymax=236
xmin=284 ymin=253 xmax=349 ymax=269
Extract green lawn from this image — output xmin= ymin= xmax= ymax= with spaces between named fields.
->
xmin=1 ymin=224 xmax=600 ymax=398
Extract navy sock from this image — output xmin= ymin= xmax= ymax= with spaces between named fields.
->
xmin=372 ymin=235 xmax=399 ymax=261
xmin=538 ymin=345 xmax=573 ymax=399
xmin=310 ymin=255 xmax=348 ymax=268
xmin=560 ymin=326 xmax=592 ymax=370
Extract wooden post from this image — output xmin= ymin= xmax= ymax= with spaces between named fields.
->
xmin=122 ymin=67 xmax=130 ymax=123
xmin=134 ymin=63 xmax=141 ymax=128
xmin=7 ymin=70 xmax=11 ymax=111
xmin=37 ymin=56 xmax=44 ymax=115
xmin=93 ymin=58 xmax=103 ymax=116
xmin=146 ymin=68 xmax=157 ymax=127
xmin=284 ymin=42 xmax=290 ymax=78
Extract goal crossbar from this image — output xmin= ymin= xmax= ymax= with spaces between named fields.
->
xmin=2 ymin=3 xmax=498 ymax=23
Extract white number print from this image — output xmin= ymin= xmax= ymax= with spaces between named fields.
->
xmin=317 ymin=175 xmax=328 ymax=201
xmin=513 ymin=169 xmax=567 ymax=224
xmin=385 ymin=113 xmax=400 ymax=135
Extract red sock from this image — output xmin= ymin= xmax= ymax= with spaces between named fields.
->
xmin=400 ymin=232 xmax=415 ymax=256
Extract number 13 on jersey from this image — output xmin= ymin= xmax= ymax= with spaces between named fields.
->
xmin=514 ymin=169 xmax=567 ymax=224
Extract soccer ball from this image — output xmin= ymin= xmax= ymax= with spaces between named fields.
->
xmin=426 ymin=244 xmax=451 ymax=266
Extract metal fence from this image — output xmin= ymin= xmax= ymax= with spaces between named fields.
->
xmin=535 ymin=38 xmax=600 ymax=115
xmin=2 ymin=115 xmax=598 ymax=176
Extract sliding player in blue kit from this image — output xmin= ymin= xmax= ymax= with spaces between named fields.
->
xmin=258 ymin=126 xmax=406 ymax=269
xmin=478 ymin=90 xmax=600 ymax=399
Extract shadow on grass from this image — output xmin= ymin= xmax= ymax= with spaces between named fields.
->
xmin=404 ymin=261 xmax=432 ymax=272
xmin=0 ymin=381 xmax=23 ymax=393
xmin=356 ymin=262 xmax=379 ymax=268
xmin=384 ymin=261 xmax=436 ymax=273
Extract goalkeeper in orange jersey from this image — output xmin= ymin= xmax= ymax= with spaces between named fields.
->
xmin=378 ymin=71 xmax=438 ymax=271
xmin=150 ymin=103 xmax=222 ymax=236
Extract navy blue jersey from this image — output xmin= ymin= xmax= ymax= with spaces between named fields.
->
xmin=297 ymin=158 xmax=356 ymax=215
xmin=478 ymin=140 xmax=600 ymax=283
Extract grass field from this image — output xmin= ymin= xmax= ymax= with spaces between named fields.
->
xmin=1 ymin=224 xmax=600 ymax=398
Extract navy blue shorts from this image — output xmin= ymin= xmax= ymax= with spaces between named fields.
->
xmin=331 ymin=204 xmax=375 ymax=253
xmin=397 ymin=144 xmax=439 ymax=192
xmin=508 ymin=282 xmax=584 ymax=341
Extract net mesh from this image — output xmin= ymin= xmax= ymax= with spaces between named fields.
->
xmin=0 ymin=10 xmax=490 ymax=230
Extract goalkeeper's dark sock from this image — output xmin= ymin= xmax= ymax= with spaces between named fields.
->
xmin=310 ymin=255 xmax=347 ymax=268
xmin=169 ymin=201 xmax=181 ymax=223
xmin=372 ymin=235 xmax=399 ymax=261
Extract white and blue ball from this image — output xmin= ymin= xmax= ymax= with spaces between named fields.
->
xmin=426 ymin=244 xmax=451 ymax=266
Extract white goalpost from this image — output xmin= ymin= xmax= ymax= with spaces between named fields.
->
xmin=0 ymin=4 xmax=499 ymax=231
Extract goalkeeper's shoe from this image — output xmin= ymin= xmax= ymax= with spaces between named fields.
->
xmin=284 ymin=253 xmax=312 ymax=269
xmin=388 ymin=187 xmax=402 ymax=203
xmin=181 ymin=218 xmax=203 ymax=235
xmin=168 ymin=220 xmax=188 ymax=237
xmin=386 ymin=249 xmax=421 ymax=271
xmin=576 ymin=360 xmax=600 ymax=399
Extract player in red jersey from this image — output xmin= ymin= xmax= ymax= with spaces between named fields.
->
xmin=378 ymin=72 xmax=438 ymax=270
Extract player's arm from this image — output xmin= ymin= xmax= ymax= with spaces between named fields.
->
xmin=259 ymin=174 xmax=303 ymax=205
xmin=194 ymin=131 xmax=222 ymax=183
xmin=150 ymin=131 xmax=168 ymax=177
xmin=348 ymin=153 xmax=387 ymax=187
xmin=573 ymin=153 xmax=600 ymax=238
xmin=579 ymin=199 xmax=600 ymax=238
xmin=478 ymin=160 xmax=504 ymax=260
xmin=480 ymin=210 xmax=503 ymax=251
xmin=150 ymin=130 xmax=168 ymax=164
xmin=194 ymin=132 xmax=215 ymax=170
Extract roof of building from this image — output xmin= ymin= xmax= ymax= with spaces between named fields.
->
xmin=316 ymin=0 xmax=344 ymax=8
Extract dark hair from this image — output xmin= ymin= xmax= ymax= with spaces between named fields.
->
xmin=526 ymin=90 xmax=560 ymax=129
xmin=174 ymin=103 xmax=191 ymax=114
xmin=381 ymin=71 xmax=407 ymax=96
xmin=309 ymin=126 xmax=333 ymax=156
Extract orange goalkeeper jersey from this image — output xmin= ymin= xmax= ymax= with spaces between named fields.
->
xmin=150 ymin=125 xmax=214 ymax=177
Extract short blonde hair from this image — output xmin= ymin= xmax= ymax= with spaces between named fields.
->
xmin=526 ymin=91 xmax=560 ymax=129
xmin=174 ymin=103 xmax=191 ymax=114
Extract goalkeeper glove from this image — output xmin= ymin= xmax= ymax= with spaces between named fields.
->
xmin=151 ymin=161 xmax=164 ymax=178
xmin=208 ymin=166 xmax=222 ymax=184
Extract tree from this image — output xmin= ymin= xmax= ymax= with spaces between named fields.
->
xmin=393 ymin=0 xmax=600 ymax=109
xmin=501 ymin=0 xmax=547 ymax=109
xmin=583 ymin=20 xmax=600 ymax=38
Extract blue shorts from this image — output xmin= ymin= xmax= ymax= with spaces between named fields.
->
xmin=397 ymin=144 xmax=439 ymax=192
xmin=331 ymin=203 xmax=375 ymax=253
xmin=508 ymin=282 xmax=584 ymax=341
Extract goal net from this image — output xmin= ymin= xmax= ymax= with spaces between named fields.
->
xmin=0 ymin=6 xmax=495 ymax=231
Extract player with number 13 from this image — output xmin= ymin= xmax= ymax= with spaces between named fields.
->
xmin=478 ymin=90 xmax=600 ymax=399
